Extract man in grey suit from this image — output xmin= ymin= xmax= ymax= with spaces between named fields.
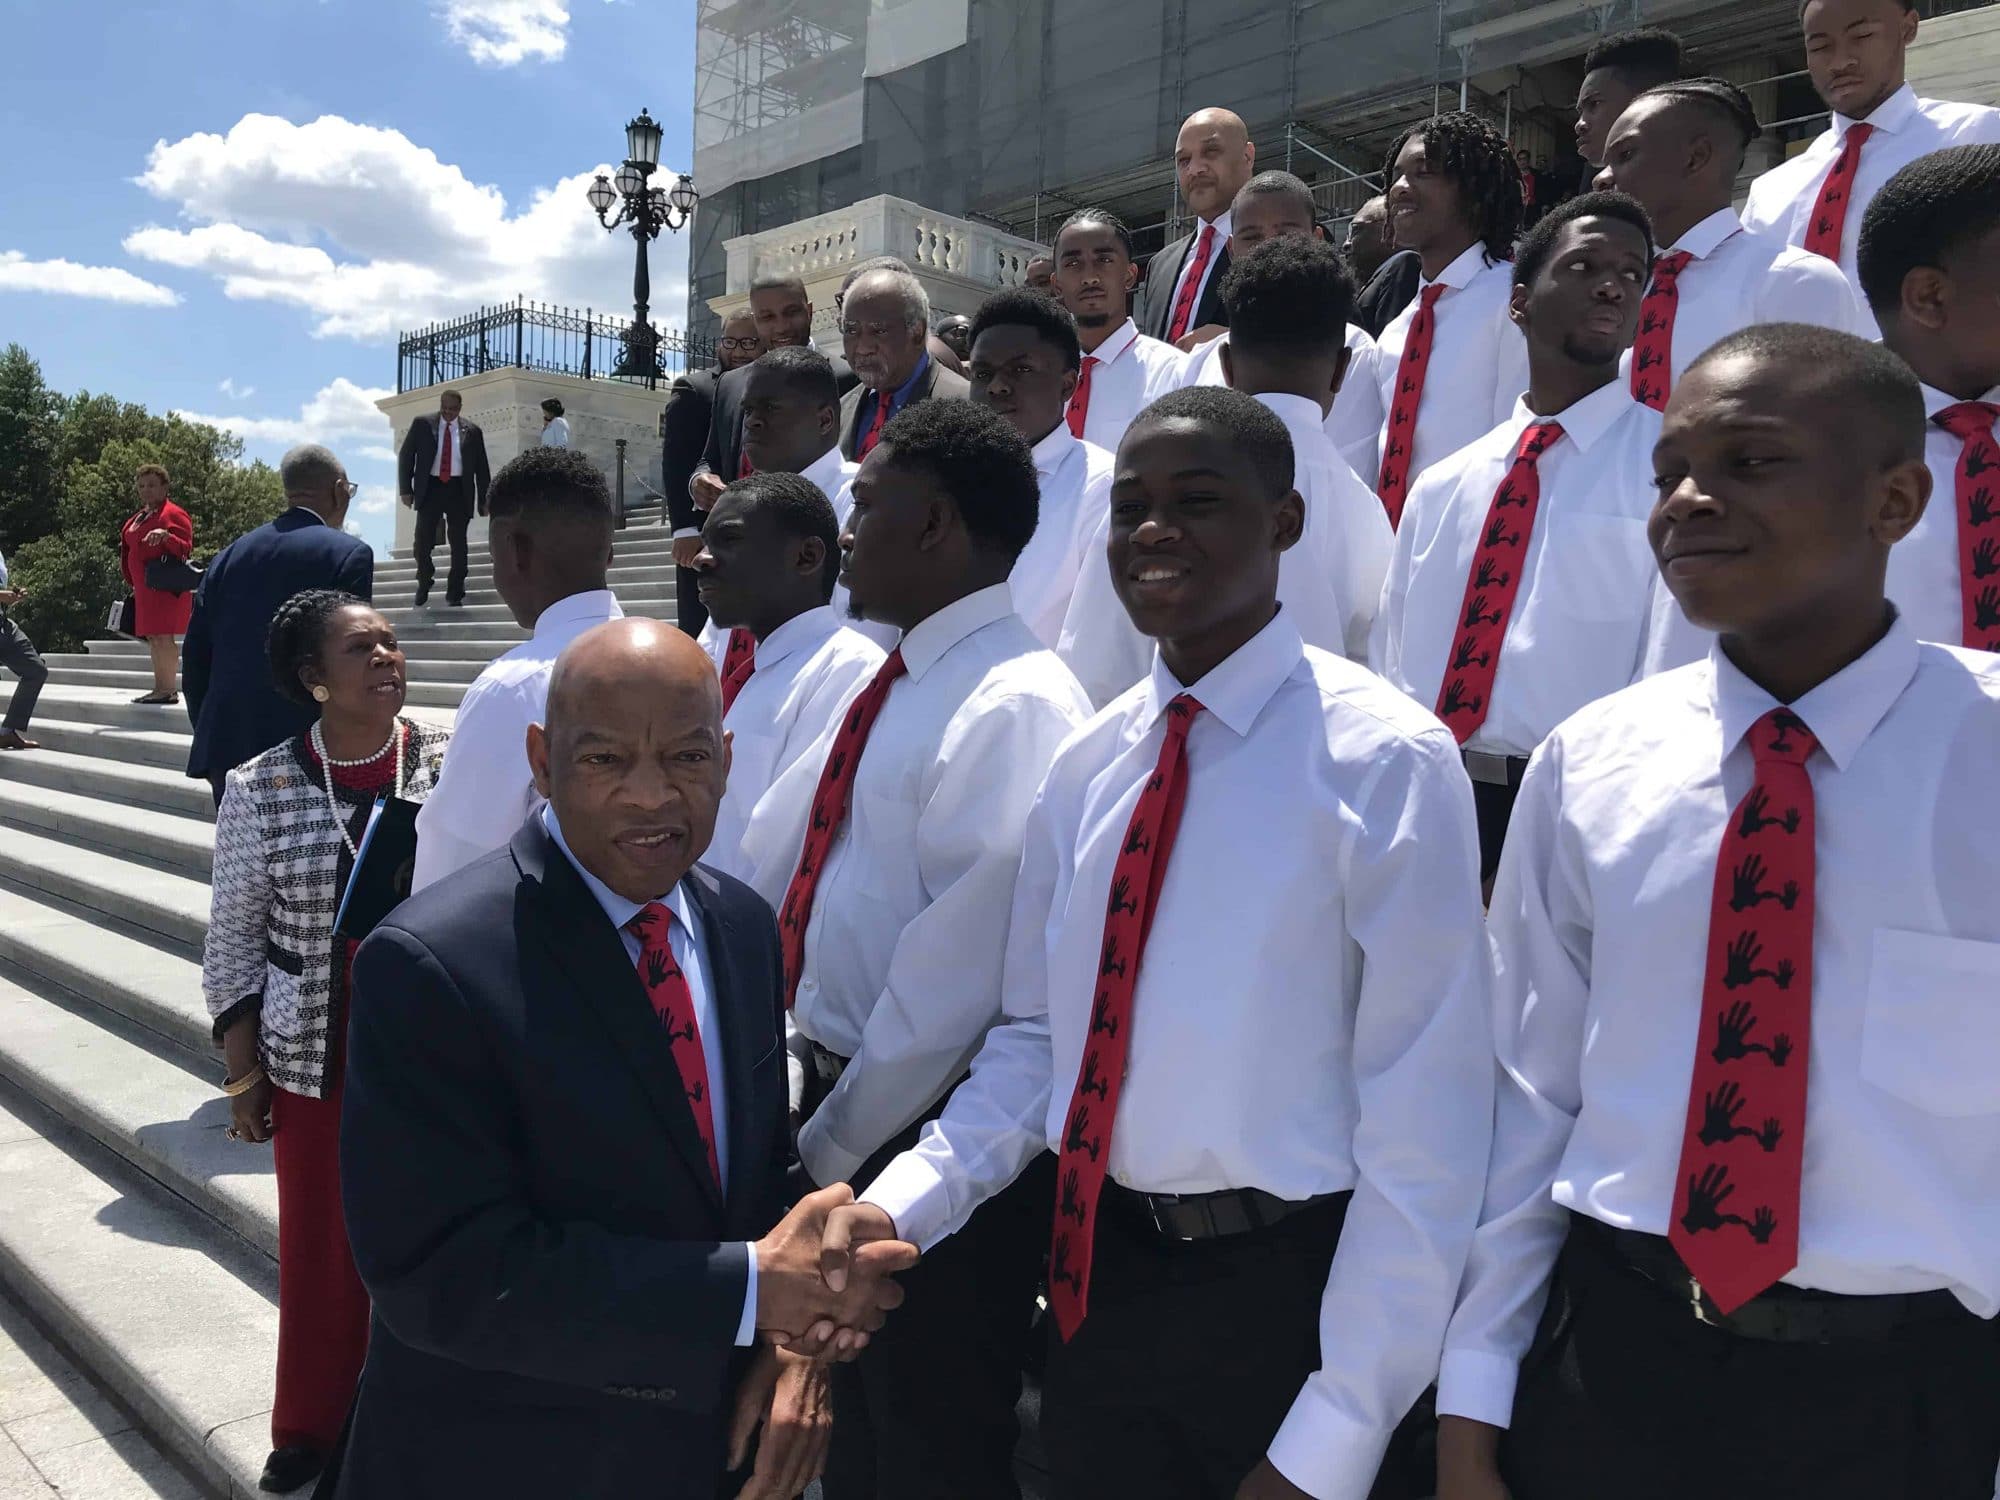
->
xmin=396 ymin=389 xmax=492 ymax=607
xmin=0 ymin=544 xmax=47 ymax=752
xmin=837 ymin=268 xmax=970 ymax=461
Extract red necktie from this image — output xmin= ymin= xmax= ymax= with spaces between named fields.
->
xmin=438 ymin=421 xmax=453 ymax=483
xmin=1377 ymin=284 xmax=1445 ymax=527
xmin=1631 ymin=250 xmax=1693 ymax=412
xmin=1066 ymin=355 xmax=1098 ymax=438
xmin=777 ymin=649 xmax=908 ymax=1007
xmin=858 ymin=393 xmax=892 ymax=460
xmin=719 ymin=628 xmax=756 ymax=715
xmin=1166 ymin=225 xmax=1217 ymax=343
xmin=1050 ymin=693 xmax=1202 ymax=1341
xmin=1803 ymin=123 xmax=1873 ymax=261
xmin=1434 ymin=421 xmax=1564 ymax=743
xmin=627 ymin=903 xmax=721 ymax=1187
xmin=1935 ymin=402 xmax=2000 ymax=651
xmin=1671 ymin=707 xmax=1817 ymax=1315
xmin=736 ymin=452 xmax=755 ymax=480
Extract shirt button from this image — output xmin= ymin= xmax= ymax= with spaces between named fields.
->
xmin=800 ymin=978 xmax=817 ymax=995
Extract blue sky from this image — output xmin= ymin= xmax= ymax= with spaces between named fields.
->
xmin=1 ymin=0 xmax=697 ymax=554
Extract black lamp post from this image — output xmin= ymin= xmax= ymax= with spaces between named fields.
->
xmin=587 ymin=109 xmax=698 ymax=381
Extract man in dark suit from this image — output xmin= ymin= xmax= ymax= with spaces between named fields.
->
xmin=666 ymin=311 xmax=765 ymax=637
xmin=183 ymin=443 xmax=372 ymax=804
xmin=836 ymin=268 xmax=970 ymax=460
xmin=1134 ymin=107 xmax=1255 ymax=345
xmin=333 ymin=617 xmax=917 ymax=1500
xmin=396 ymin=388 xmax=492 ymax=607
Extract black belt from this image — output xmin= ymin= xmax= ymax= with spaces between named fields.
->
xmin=1102 ymin=1181 xmax=1347 ymax=1243
xmin=807 ymin=1041 xmax=849 ymax=1087
xmin=1462 ymin=749 xmax=1530 ymax=788
xmin=1587 ymin=1217 xmax=1970 ymax=1344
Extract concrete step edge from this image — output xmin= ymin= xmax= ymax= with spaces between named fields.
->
xmin=0 ymin=823 xmax=211 ymax=950
xmin=0 ymin=779 xmax=214 ymax=879
xmin=0 ymin=744 xmax=216 ymax=820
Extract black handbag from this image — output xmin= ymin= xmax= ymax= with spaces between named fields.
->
xmin=144 ymin=555 xmax=203 ymax=595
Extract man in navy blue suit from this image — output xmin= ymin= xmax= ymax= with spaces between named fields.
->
xmin=331 ymin=618 xmax=918 ymax=1500
xmin=182 ymin=444 xmax=373 ymax=805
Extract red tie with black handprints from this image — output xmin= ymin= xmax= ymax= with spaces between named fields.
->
xmin=1803 ymin=123 xmax=1873 ymax=261
xmin=719 ymin=628 xmax=756 ymax=715
xmin=1167 ymin=225 xmax=1217 ymax=343
xmin=776 ymin=649 xmax=907 ymax=1007
xmin=1049 ymin=693 xmax=1201 ymax=1341
xmin=1670 ymin=707 xmax=1817 ymax=1314
xmin=1066 ymin=355 xmax=1098 ymax=439
xmin=1434 ymin=421 xmax=1564 ymax=743
xmin=627 ymin=903 xmax=721 ymax=1188
xmin=1631 ymin=250 xmax=1693 ymax=412
xmin=1935 ymin=402 xmax=2000 ymax=650
xmin=1377 ymin=284 xmax=1445 ymax=527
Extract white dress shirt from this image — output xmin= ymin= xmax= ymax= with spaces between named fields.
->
xmin=1741 ymin=85 xmax=2000 ymax=338
xmin=1371 ymin=382 xmax=1664 ymax=757
xmin=1055 ymin=392 xmax=1391 ymax=708
xmin=1176 ymin=325 xmax=1389 ymax=482
xmin=1442 ymin=617 xmax=2000 ymax=1428
xmin=1073 ymin=316 xmax=1186 ymax=456
xmin=542 ymin=805 xmax=757 ymax=1346
xmin=1370 ymin=242 xmax=1530 ymax=497
xmin=1011 ymin=425 xmax=1114 ymax=649
xmin=708 ymin=605 xmax=885 ymax=883
xmin=1165 ymin=209 xmax=1233 ymax=331
xmin=863 ymin=612 xmax=1494 ymax=1500
xmin=539 ymin=416 xmax=570 ymax=448
xmin=740 ymin=583 xmax=1092 ymax=1184
xmin=428 ymin=416 xmax=463 ymax=478
xmin=1889 ymin=381 xmax=2000 ymax=652
xmin=411 ymin=588 xmax=626 ymax=892
xmin=1617 ymin=208 xmax=1865 ymax=396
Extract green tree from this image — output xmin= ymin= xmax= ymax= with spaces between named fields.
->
xmin=0 ymin=344 xmax=61 ymax=544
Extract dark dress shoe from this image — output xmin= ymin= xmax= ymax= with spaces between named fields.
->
xmin=259 ymin=1445 xmax=325 ymax=1493
xmin=413 ymin=584 xmax=431 ymax=607
xmin=0 ymin=729 xmax=37 ymax=750
xmin=446 ymin=595 xmax=465 ymax=607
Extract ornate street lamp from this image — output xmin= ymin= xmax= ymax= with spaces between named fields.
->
xmin=587 ymin=108 xmax=698 ymax=381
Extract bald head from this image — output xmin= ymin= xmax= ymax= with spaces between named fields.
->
xmin=531 ymin=619 xmax=731 ymax=901
xmin=1175 ymin=107 xmax=1256 ymax=223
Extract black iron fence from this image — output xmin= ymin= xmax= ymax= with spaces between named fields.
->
xmin=395 ymin=298 xmax=715 ymax=393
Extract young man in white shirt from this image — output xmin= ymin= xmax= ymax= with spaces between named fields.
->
xmin=1741 ymin=0 xmax=2000 ymax=337
xmin=692 ymin=471 xmax=884 ymax=882
xmin=1596 ymin=77 xmax=1865 ymax=410
xmin=411 ymin=448 xmax=624 ymax=892
xmin=1859 ymin=144 xmax=2000 ymax=653
xmin=964 ymin=287 xmax=1113 ymax=648
xmin=818 ymin=384 xmax=1494 ymax=1500
xmin=1051 ymin=208 xmax=1185 ymax=457
xmin=1373 ymin=192 xmax=1665 ymax=883
xmin=742 ymin=399 xmax=1091 ymax=1500
xmin=1572 ymin=26 xmax=1686 ymax=170
xmin=1372 ymin=111 xmax=1532 ymax=526
xmin=1435 ymin=323 xmax=2000 ymax=1500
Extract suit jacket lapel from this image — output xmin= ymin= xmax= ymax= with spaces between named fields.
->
xmin=513 ymin=824 xmax=725 ymax=1211
xmin=682 ymin=869 xmax=765 ymax=1216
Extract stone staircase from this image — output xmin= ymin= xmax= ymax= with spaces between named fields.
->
xmin=0 ymin=529 xmax=677 ymax=1497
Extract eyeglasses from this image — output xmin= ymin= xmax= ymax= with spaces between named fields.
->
xmin=718 ymin=337 xmax=761 ymax=351
xmin=338 ymin=480 xmax=360 ymax=499
xmin=837 ymin=319 xmax=905 ymax=342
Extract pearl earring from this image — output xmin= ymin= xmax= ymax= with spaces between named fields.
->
xmin=312 ymin=685 xmax=331 ymax=703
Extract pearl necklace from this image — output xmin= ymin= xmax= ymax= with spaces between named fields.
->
xmin=311 ymin=719 xmax=407 ymax=861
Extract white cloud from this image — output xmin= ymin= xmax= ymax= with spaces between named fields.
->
xmin=174 ymin=376 xmax=394 ymax=449
xmin=443 ymin=0 xmax=570 ymax=65
xmin=125 ymin=114 xmax=689 ymax=341
xmin=218 ymin=377 xmax=255 ymax=399
xmin=355 ymin=491 xmax=393 ymax=517
xmin=0 ymin=250 xmax=180 ymax=307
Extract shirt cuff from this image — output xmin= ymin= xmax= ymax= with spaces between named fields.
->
xmin=859 ymin=1151 xmax=955 ymax=1253
xmin=1434 ymin=1348 xmax=1522 ymax=1430
xmin=734 ymin=1242 xmax=759 ymax=1346
xmin=796 ymin=1111 xmax=867 ymax=1188
xmin=1263 ymin=1382 xmax=1395 ymax=1500
xmin=672 ymin=527 xmax=700 ymax=540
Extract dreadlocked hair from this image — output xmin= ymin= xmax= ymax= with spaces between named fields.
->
xmin=1383 ymin=110 xmax=1524 ymax=265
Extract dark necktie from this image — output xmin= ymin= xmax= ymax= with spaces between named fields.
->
xmin=1934 ymin=402 xmax=2000 ymax=650
xmin=1066 ymin=355 xmax=1098 ymax=439
xmin=858 ymin=392 xmax=892 ymax=459
xmin=1377 ymin=283 xmax=1445 ymax=526
xmin=1166 ymin=225 xmax=1217 ymax=343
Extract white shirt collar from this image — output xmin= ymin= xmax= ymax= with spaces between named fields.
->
xmin=1031 ymin=423 xmax=1080 ymax=475
xmin=541 ymin=804 xmax=697 ymax=937
xmin=531 ymin=588 xmax=620 ymax=639
xmin=1508 ymin=377 xmax=1634 ymax=452
xmin=1141 ymin=607 xmax=1304 ymax=738
xmin=802 ymin=444 xmax=849 ymax=493
xmin=1709 ymin=610 xmax=1917 ymax=772
xmin=1921 ymin=380 xmax=2000 ymax=418
xmin=1198 ymin=209 xmax=1233 ymax=243
xmin=1839 ymin=82 xmax=1919 ymax=134
xmin=1669 ymin=207 xmax=1743 ymax=259
xmin=1088 ymin=317 xmax=1141 ymax=366
xmin=757 ymin=603 xmax=841 ymax=666
xmin=899 ymin=582 xmax=1016 ymax=681
xmin=1425 ymin=241 xmax=1497 ymax=292
xmin=1252 ymin=391 xmax=1328 ymax=436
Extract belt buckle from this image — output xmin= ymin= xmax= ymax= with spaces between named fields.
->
xmin=1145 ymin=1192 xmax=1198 ymax=1243
xmin=1463 ymin=749 xmax=1513 ymax=786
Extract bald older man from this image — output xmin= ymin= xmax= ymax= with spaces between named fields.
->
xmin=1137 ymin=106 xmax=1257 ymax=343
xmin=334 ymin=618 xmax=918 ymax=1500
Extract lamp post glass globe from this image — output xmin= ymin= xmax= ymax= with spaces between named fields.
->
xmin=667 ymin=174 xmax=699 ymax=217
xmin=625 ymin=109 xmax=663 ymax=170
xmin=614 ymin=162 xmax=646 ymax=199
xmin=586 ymin=174 xmax=616 ymax=216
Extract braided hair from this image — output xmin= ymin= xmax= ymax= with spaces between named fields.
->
xmin=1383 ymin=111 xmax=1524 ymax=265
xmin=267 ymin=588 xmax=366 ymax=708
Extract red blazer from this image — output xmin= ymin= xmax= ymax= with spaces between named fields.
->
xmin=123 ymin=499 xmax=196 ymax=637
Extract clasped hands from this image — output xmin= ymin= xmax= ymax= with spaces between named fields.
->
xmin=752 ymin=1185 xmax=918 ymax=1361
